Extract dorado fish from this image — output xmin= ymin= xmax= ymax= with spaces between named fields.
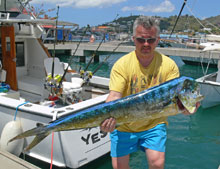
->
xmin=9 ymin=76 xmax=204 ymax=151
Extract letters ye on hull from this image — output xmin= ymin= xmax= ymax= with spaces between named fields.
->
xmin=80 ymin=128 xmax=108 ymax=145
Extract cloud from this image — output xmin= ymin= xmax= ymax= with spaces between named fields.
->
xmin=31 ymin=0 xmax=126 ymax=8
xmin=121 ymin=0 xmax=175 ymax=13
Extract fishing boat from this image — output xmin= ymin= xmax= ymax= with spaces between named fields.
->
xmin=200 ymin=34 xmax=220 ymax=48
xmin=0 ymin=0 xmax=111 ymax=168
xmin=196 ymin=45 xmax=220 ymax=108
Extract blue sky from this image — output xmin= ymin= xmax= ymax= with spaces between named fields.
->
xmin=30 ymin=0 xmax=220 ymax=27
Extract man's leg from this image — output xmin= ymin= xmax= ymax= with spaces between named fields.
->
xmin=112 ymin=155 xmax=130 ymax=169
xmin=145 ymin=148 xmax=165 ymax=169
xmin=110 ymin=130 xmax=139 ymax=169
xmin=139 ymin=124 xmax=167 ymax=169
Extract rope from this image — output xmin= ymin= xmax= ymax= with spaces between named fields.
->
xmin=184 ymin=0 xmax=197 ymax=43
xmin=13 ymin=100 xmax=30 ymax=161
xmin=50 ymin=111 xmax=58 ymax=169
xmin=213 ymin=85 xmax=220 ymax=97
xmin=200 ymin=51 xmax=212 ymax=77
xmin=185 ymin=4 xmax=213 ymax=34
xmin=50 ymin=132 xmax=55 ymax=169
xmin=186 ymin=3 xmax=220 ymax=32
xmin=14 ymin=102 xmax=29 ymax=121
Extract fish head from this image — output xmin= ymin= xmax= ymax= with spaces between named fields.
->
xmin=177 ymin=78 xmax=204 ymax=114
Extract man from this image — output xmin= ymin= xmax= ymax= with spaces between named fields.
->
xmin=101 ymin=16 xmax=199 ymax=169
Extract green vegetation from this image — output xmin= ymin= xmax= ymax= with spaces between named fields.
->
xmin=100 ymin=14 xmax=220 ymax=35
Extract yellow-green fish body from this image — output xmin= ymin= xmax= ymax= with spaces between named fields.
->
xmin=9 ymin=76 xmax=204 ymax=151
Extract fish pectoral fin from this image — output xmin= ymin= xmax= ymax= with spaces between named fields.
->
xmin=81 ymin=127 xmax=97 ymax=131
xmin=24 ymin=132 xmax=50 ymax=152
xmin=178 ymin=97 xmax=196 ymax=114
xmin=36 ymin=123 xmax=44 ymax=127
xmin=115 ymin=124 xmax=120 ymax=128
xmin=186 ymin=106 xmax=196 ymax=114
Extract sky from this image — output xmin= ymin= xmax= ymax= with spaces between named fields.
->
xmin=29 ymin=0 xmax=220 ymax=28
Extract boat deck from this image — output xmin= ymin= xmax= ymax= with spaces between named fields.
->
xmin=0 ymin=149 xmax=40 ymax=169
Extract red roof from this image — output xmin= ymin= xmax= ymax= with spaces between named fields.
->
xmin=98 ymin=26 xmax=108 ymax=29
xmin=42 ymin=25 xmax=56 ymax=28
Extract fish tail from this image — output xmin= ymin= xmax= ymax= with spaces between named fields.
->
xmin=8 ymin=125 xmax=51 ymax=151
xmin=24 ymin=132 xmax=50 ymax=152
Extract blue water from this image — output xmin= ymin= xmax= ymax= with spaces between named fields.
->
xmin=60 ymin=53 xmax=217 ymax=79
xmin=27 ymin=53 xmax=220 ymax=169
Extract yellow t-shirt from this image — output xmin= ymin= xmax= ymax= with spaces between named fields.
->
xmin=109 ymin=50 xmax=180 ymax=132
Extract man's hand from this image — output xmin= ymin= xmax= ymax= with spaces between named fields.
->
xmin=182 ymin=102 xmax=201 ymax=115
xmin=100 ymin=118 xmax=116 ymax=133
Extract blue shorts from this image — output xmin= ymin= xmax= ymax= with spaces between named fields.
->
xmin=110 ymin=124 xmax=167 ymax=157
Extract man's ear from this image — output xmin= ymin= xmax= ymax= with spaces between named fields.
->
xmin=155 ymin=37 xmax=160 ymax=45
xmin=132 ymin=36 xmax=136 ymax=46
xmin=132 ymin=36 xmax=135 ymax=41
xmin=157 ymin=37 xmax=160 ymax=41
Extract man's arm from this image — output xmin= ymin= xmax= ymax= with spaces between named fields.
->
xmin=100 ymin=91 xmax=122 ymax=132
xmin=106 ymin=90 xmax=122 ymax=102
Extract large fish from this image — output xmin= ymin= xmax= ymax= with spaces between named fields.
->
xmin=9 ymin=76 xmax=204 ymax=151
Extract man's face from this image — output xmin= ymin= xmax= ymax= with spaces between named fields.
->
xmin=133 ymin=25 xmax=159 ymax=58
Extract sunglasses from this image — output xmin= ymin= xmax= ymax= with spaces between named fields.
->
xmin=135 ymin=37 xmax=157 ymax=44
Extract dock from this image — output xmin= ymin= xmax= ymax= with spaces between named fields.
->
xmin=0 ymin=149 xmax=40 ymax=169
xmin=45 ymin=41 xmax=220 ymax=66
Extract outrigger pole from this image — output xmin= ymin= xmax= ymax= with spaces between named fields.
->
xmin=92 ymin=41 xmax=123 ymax=75
xmin=58 ymin=25 xmax=90 ymax=87
xmin=52 ymin=6 xmax=60 ymax=79
xmin=169 ymin=0 xmax=187 ymax=38
xmin=84 ymin=33 xmax=106 ymax=72
xmin=90 ymin=13 xmax=124 ymax=75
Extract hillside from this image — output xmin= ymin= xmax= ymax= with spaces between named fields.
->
xmin=101 ymin=14 xmax=220 ymax=35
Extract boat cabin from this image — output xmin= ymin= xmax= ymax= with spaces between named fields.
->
xmin=0 ymin=1 xmax=111 ymax=168
xmin=0 ymin=0 xmax=109 ymax=104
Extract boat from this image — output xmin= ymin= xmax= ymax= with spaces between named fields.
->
xmin=196 ymin=45 xmax=220 ymax=108
xmin=200 ymin=34 xmax=220 ymax=47
xmin=0 ymin=0 xmax=111 ymax=168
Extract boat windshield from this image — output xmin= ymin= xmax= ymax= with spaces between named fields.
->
xmin=0 ymin=0 xmax=21 ymax=12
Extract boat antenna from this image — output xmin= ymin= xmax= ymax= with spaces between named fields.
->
xmin=84 ymin=33 xmax=106 ymax=72
xmin=4 ymin=0 xmax=6 ymax=11
xmin=58 ymin=25 xmax=90 ymax=87
xmin=92 ymin=41 xmax=124 ymax=75
xmin=169 ymin=0 xmax=187 ymax=38
xmin=51 ymin=5 xmax=60 ymax=79
xmin=17 ymin=0 xmax=31 ymax=13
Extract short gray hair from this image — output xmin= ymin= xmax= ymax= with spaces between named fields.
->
xmin=133 ymin=16 xmax=160 ymax=37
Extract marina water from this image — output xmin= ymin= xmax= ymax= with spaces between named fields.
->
xmin=27 ymin=53 xmax=220 ymax=169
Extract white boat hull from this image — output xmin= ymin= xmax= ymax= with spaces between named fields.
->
xmin=196 ymin=72 xmax=220 ymax=108
xmin=0 ymin=94 xmax=110 ymax=168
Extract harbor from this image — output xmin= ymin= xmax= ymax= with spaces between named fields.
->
xmin=45 ymin=42 xmax=220 ymax=67
xmin=0 ymin=0 xmax=219 ymax=169
xmin=1 ymin=54 xmax=220 ymax=169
